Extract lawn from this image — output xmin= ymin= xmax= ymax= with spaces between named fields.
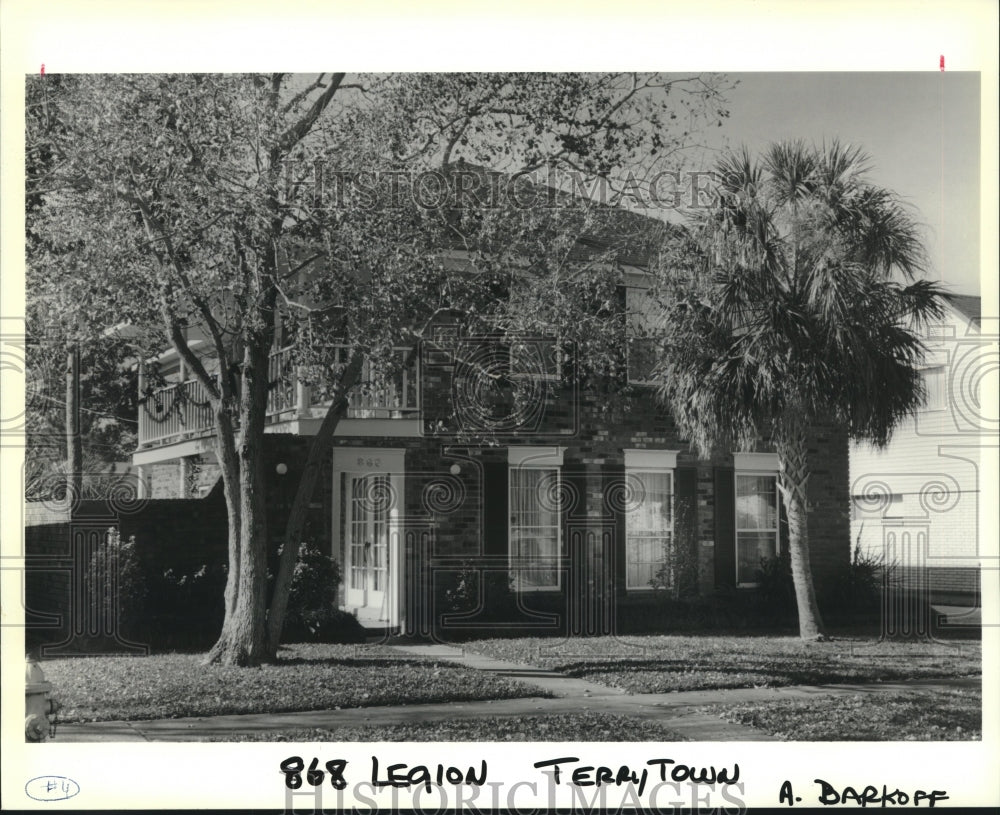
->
xmin=461 ymin=635 xmax=981 ymax=694
xmin=43 ymin=643 xmax=547 ymax=723
xmin=703 ymin=687 xmax=981 ymax=740
xmin=214 ymin=712 xmax=691 ymax=742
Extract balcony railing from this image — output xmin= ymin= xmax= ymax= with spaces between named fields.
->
xmin=139 ymin=346 xmax=419 ymax=447
xmin=138 ymin=379 xmax=214 ymax=447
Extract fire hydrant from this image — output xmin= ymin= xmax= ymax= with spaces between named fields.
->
xmin=26 ymin=655 xmax=59 ymax=742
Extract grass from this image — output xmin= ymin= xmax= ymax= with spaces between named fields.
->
xmin=703 ymin=687 xmax=981 ymax=740
xmin=43 ymin=643 xmax=546 ymax=723
xmin=461 ymin=634 xmax=981 ymax=694
xmin=213 ymin=712 xmax=691 ymax=742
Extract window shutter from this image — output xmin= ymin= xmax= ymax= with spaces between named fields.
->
xmin=482 ymin=459 xmax=509 ymax=557
xmin=674 ymin=466 xmax=698 ymax=595
xmin=603 ymin=463 xmax=628 ymax=594
xmin=675 ymin=466 xmax=697 ymax=514
xmin=714 ymin=466 xmax=736 ymax=589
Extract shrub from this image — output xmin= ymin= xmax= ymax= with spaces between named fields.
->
xmin=441 ymin=561 xmax=482 ymax=615
xmin=435 ymin=561 xmax=540 ymax=637
xmin=153 ymin=562 xmax=227 ymax=649
xmin=279 ymin=542 xmax=365 ymax=643
xmin=286 ymin=543 xmax=341 ymax=619
xmin=820 ymin=539 xmax=895 ymax=621
xmin=83 ymin=528 xmax=226 ymax=650
xmin=650 ymin=495 xmax=699 ymax=599
xmin=86 ymin=527 xmax=148 ymax=644
xmin=753 ymin=550 xmax=797 ymax=617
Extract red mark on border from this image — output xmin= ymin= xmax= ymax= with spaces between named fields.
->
xmin=40 ymin=63 xmax=45 ymax=76
xmin=939 ymin=55 xmax=945 ymax=71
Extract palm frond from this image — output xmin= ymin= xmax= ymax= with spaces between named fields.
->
xmin=654 ymin=140 xmax=944 ymax=454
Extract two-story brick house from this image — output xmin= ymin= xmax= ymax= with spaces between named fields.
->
xmin=130 ymin=255 xmax=851 ymax=637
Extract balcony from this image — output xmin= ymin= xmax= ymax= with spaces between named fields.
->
xmin=137 ymin=346 xmax=419 ymax=448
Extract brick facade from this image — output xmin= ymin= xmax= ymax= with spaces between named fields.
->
xmin=326 ymin=376 xmax=850 ymax=635
xmin=25 ymin=347 xmax=853 ymax=646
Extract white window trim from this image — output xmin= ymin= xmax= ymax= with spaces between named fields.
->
xmin=508 ymin=446 xmax=564 ymax=467
xmin=734 ymin=468 xmax=780 ymax=588
xmin=508 ymin=448 xmax=563 ymax=592
xmin=733 ymin=452 xmax=779 ymax=471
xmin=921 ymin=365 xmax=948 ymax=412
xmin=624 ymin=449 xmax=679 ymax=470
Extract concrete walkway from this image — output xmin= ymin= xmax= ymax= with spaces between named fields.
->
xmin=383 ymin=642 xmax=631 ymax=698
xmin=53 ymin=637 xmax=979 ymax=745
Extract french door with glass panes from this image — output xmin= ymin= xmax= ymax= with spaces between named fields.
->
xmin=344 ymin=473 xmax=391 ymax=619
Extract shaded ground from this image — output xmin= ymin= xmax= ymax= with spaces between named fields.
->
xmin=43 ymin=643 xmax=545 ymax=723
xmin=460 ymin=635 xmax=981 ymax=694
xmin=703 ymin=686 xmax=981 ymax=741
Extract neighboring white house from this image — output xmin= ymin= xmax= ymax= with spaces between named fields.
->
xmin=850 ymin=294 xmax=993 ymax=610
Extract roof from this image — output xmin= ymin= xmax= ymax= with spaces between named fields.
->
xmin=445 ymin=159 xmax=684 ymax=268
xmin=944 ymin=293 xmax=981 ymax=327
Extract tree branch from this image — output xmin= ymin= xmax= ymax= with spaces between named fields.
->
xmin=274 ymin=73 xmax=346 ymax=158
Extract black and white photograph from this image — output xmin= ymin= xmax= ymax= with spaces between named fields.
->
xmin=2 ymin=1 xmax=997 ymax=811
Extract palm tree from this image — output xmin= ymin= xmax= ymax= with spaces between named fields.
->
xmin=654 ymin=141 xmax=945 ymax=639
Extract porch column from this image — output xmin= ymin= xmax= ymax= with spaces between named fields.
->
xmin=295 ymin=366 xmax=311 ymax=418
xmin=178 ymin=455 xmax=191 ymax=498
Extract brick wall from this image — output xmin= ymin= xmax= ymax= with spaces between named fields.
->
xmin=373 ymin=376 xmax=851 ymax=630
xmin=144 ymin=454 xmax=221 ymax=498
xmin=804 ymin=422 xmax=852 ymax=590
xmin=23 ymin=506 xmax=74 ymax=652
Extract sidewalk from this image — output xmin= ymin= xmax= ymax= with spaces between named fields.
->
xmin=52 ymin=641 xmax=979 ymax=743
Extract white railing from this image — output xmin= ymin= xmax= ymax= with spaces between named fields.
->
xmin=138 ymin=379 xmax=215 ymax=446
xmin=139 ymin=346 xmax=419 ymax=447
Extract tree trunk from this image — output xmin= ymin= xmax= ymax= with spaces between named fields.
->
xmin=65 ymin=346 xmax=82 ymax=499
xmin=265 ymin=353 xmax=363 ymax=657
xmin=775 ymin=418 xmax=826 ymax=640
xmin=204 ymin=406 xmax=242 ymax=659
xmin=205 ymin=340 xmax=272 ymax=665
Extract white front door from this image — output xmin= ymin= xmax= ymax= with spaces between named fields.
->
xmin=345 ymin=473 xmax=391 ymax=618
xmin=334 ymin=448 xmax=405 ymax=626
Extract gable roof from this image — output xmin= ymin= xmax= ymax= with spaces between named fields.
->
xmin=944 ymin=293 xmax=981 ymax=327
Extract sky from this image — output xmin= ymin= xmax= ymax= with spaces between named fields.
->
xmin=706 ymin=72 xmax=981 ymax=296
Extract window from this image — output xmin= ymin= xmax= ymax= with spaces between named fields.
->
xmin=735 ymin=473 xmax=779 ymax=586
xmin=624 ymin=450 xmax=677 ymax=590
xmin=509 ymin=448 xmax=563 ymax=591
xmin=922 ymin=366 xmax=948 ymax=412
xmin=626 ymin=285 xmax=660 ymax=384
xmin=626 ymin=471 xmax=673 ymax=589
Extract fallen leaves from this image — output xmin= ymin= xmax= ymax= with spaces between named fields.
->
xmin=213 ymin=712 xmax=690 ymax=743
xmin=43 ymin=644 xmax=546 ymax=723
xmin=703 ymin=688 xmax=981 ymax=741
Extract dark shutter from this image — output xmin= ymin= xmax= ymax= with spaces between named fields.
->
xmin=482 ymin=459 xmax=508 ymax=558
xmin=674 ymin=467 xmax=698 ymax=519
xmin=674 ymin=466 xmax=698 ymax=596
xmin=713 ymin=466 xmax=736 ymax=589
xmin=603 ymin=464 xmax=628 ymax=594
